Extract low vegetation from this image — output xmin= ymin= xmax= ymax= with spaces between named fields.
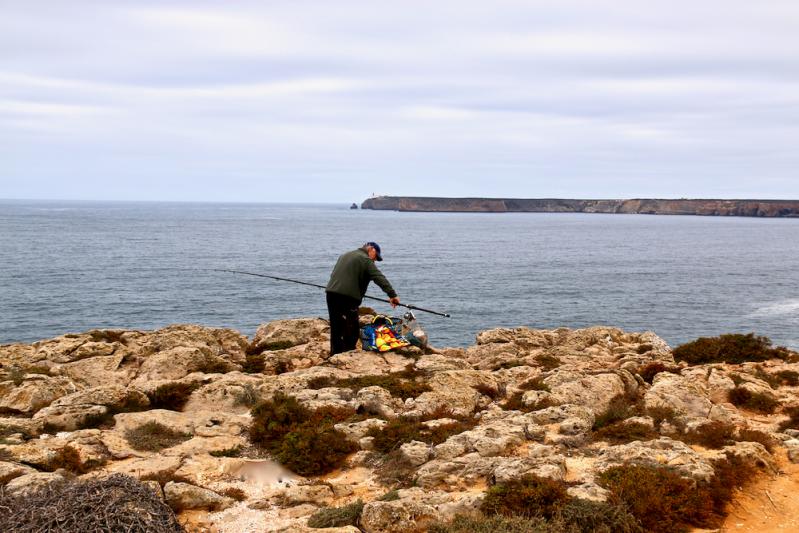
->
xmin=124 ymin=421 xmax=191 ymax=452
xmin=434 ymin=476 xmax=641 ymax=533
xmin=728 ymin=386 xmax=780 ymax=414
xmin=598 ymin=454 xmax=761 ymax=533
xmin=249 ymin=392 xmax=356 ymax=476
xmin=368 ymin=412 xmax=476 ymax=454
xmin=592 ymin=420 xmax=657 ymax=444
xmin=592 ymin=395 xmax=640 ymax=430
xmin=307 ymin=366 xmax=431 ymax=400
xmin=481 ymin=474 xmax=569 ymax=520
xmin=147 ymin=382 xmax=199 ymax=411
xmin=307 ymin=499 xmax=364 ymax=529
xmin=673 ymin=333 xmax=790 ymax=365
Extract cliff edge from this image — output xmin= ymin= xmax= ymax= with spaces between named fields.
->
xmin=2 ymin=321 xmax=799 ymax=532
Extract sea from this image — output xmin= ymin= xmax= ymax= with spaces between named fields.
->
xmin=1 ymin=199 xmax=798 ymax=350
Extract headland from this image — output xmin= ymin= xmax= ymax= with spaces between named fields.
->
xmin=361 ymin=196 xmax=799 ymax=217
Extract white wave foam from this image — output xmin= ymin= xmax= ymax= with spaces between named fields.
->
xmin=750 ymin=300 xmax=799 ymax=317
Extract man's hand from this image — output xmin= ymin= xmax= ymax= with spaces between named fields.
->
xmin=390 ymin=297 xmax=400 ymax=308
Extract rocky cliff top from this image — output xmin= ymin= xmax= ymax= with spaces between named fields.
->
xmin=2 ymin=320 xmax=799 ymax=532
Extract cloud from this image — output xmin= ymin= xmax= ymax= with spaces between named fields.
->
xmin=1 ymin=0 xmax=798 ymax=201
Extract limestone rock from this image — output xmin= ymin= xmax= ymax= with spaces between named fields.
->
xmin=548 ymin=373 xmax=629 ymax=415
xmin=785 ymin=439 xmax=799 ymax=463
xmin=334 ymin=418 xmax=387 ymax=443
xmin=596 ymin=437 xmax=715 ymax=481
xmin=33 ymin=385 xmax=149 ymax=432
xmin=0 ymin=461 xmax=37 ymax=484
xmin=4 ymin=471 xmax=66 ymax=497
xmin=645 ymin=373 xmax=713 ymax=419
xmin=249 ymin=318 xmax=329 ymax=353
xmin=58 ymin=353 xmax=129 ymax=388
xmin=400 ymin=440 xmax=432 ymax=466
xmin=357 ymin=386 xmax=405 ymax=418
xmin=0 ymin=376 xmax=79 ymax=415
xmin=164 ymin=481 xmax=234 ymax=511
xmin=361 ymin=500 xmax=440 ymax=533
xmin=279 ymin=483 xmax=335 ymax=506
xmin=133 ymin=347 xmax=235 ymax=384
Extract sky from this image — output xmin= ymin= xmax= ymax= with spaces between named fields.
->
xmin=1 ymin=0 xmax=798 ymax=202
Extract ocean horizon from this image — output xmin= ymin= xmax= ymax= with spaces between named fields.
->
xmin=2 ymin=199 xmax=798 ymax=349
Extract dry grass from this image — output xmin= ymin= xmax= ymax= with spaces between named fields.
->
xmin=124 ymin=422 xmax=191 ymax=452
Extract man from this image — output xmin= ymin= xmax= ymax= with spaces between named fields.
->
xmin=326 ymin=242 xmax=400 ymax=355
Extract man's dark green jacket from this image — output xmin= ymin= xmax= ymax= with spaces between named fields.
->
xmin=326 ymin=248 xmax=397 ymax=302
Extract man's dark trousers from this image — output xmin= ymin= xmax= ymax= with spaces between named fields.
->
xmin=326 ymin=291 xmax=361 ymax=355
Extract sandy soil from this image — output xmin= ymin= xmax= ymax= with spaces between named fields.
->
xmin=719 ymin=450 xmax=799 ymax=532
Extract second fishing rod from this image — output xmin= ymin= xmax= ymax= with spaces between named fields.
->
xmin=212 ymin=269 xmax=451 ymax=318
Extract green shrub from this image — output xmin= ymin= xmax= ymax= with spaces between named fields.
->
xmin=429 ymin=514 xmax=551 ymax=533
xmin=592 ymin=421 xmax=657 ymax=444
xmin=598 ymin=464 xmax=712 ymax=533
xmin=728 ymin=387 xmax=779 ymax=414
xmin=753 ymin=367 xmax=784 ymax=389
xmin=673 ymin=333 xmax=789 ymax=365
xmin=124 ymin=421 xmax=191 ymax=452
xmin=368 ymin=414 xmax=475 ymax=454
xmin=307 ymin=499 xmax=364 ymax=528
xmin=210 ymin=446 xmax=242 ymax=457
xmin=249 ymin=393 xmax=356 ymax=476
xmin=556 ymin=498 xmax=643 ymax=533
xmin=147 ymin=382 xmax=199 ymax=411
xmin=480 ymin=474 xmax=570 ymax=520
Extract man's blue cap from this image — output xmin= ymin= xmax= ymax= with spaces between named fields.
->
xmin=365 ymin=242 xmax=383 ymax=261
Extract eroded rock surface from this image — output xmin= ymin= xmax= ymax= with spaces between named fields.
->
xmin=1 ymin=320 xmax=797 ymax=532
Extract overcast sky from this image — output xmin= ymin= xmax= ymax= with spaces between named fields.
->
xmin=1 ymin=0 xmax=798 ymax=202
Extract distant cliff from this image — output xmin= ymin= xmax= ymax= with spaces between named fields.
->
xmin=361 ymin=196 xmax=799 ymax=217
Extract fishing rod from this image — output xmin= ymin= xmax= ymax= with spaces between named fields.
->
xmin=211 ymin=269 xmax=451 ymax=318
